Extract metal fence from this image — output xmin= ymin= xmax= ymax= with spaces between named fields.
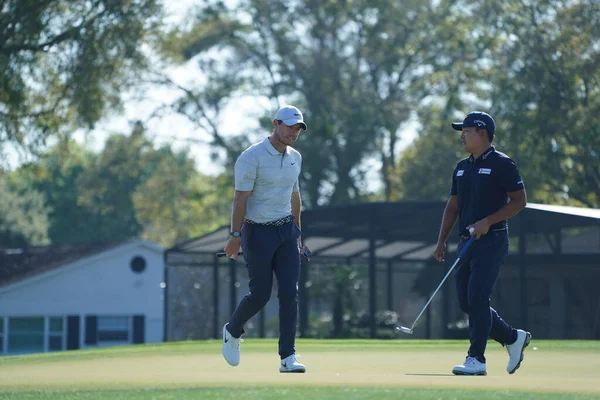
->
xmin=165 ymin=225 xmax=600 ymax=341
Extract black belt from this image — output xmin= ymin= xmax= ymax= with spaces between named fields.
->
xmin=244 ymin=215 xmax=294 ymax=227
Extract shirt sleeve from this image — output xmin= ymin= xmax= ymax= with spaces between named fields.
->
xmin=499 ymin=159 xmax=525 ymax=193
xmin=450 ymin=164 xmax=459 ymax=196
xmin=234 ymin=152 xmax=258 ymax=191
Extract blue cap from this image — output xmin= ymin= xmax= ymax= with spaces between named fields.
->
xmin=451 ymin=111 xmax=495 ymax=134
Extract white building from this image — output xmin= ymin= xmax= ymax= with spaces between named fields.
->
xmin=0 ymin=240 xmax=164 ymax=355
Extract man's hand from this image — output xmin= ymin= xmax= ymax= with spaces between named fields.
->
xmin=434 ymin=241 xmax=446 ymax=262
xmin=224 ymin=237 xmax=241 ymax=260
xmin=467 ymin=218 xmax=490 ymax=240
xmin=300 ymin=245 xmax=311 ymax=262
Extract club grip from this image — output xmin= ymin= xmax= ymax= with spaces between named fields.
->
xmin=458 ymin=234 xmax=476 ymax=258
xmin=216 ymin=251 xmax=243 ymax=258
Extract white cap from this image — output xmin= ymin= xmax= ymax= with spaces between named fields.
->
xmin=274 ymin=105 xmax=307 ymax=130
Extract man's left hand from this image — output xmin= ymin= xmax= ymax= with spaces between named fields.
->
xmin=467 ymin=218 xmax=490 ymax=240
xmin=300 ymin=245 xmax=311 ymax=262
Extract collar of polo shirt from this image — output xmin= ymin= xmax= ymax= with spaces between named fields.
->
xmin=263 ymin=137 xmax=292 ymax=156
xmin=468 ymin=146 xmax=495 ymax=163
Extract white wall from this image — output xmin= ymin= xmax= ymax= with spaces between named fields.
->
xmin=0 ymin=241 xmax=164 ymax=344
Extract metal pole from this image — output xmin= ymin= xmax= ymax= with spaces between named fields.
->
xmin=368 ymin=234 xmax=377 ymax=339
xmin=519 ymin=213 xmax=528 ymax=329
xmin=213 ymin=256 xmax=220 ymax=339
xmin=162 ymin=250 xmax=169 ymax=342
xmin=387 ymin=260 xmax=393 ymax=311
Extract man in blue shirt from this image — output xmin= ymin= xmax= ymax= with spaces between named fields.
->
xmin=434 ymin=111 xmax=532 ymax=376
xmin=221 ymin=105 xmax=307 ymax=373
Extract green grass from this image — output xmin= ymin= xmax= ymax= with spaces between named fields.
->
xmin=1 ymin=387 xmax=600 ymax=400
xmin=1 ymin=339 xmax=597 ymax=364
xmin=1 ymin=340 xmax=599 ymax=400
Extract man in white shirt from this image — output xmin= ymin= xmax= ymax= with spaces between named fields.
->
xmin=221 ymin=105 xmax=307 ymax=373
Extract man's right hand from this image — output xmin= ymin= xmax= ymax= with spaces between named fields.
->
xmin=224 ymin=237 xmax=241 ymax=260
xmin=434 ymin=241 xmax=446 ymax=262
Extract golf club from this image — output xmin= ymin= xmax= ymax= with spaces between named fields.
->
xmin=216 ymin=245 xmax=312 ymax=261
xmin=396 ymin=227 xmax=476 ymax=335
xmin=216 ymin=251 xmax=243 ymax=258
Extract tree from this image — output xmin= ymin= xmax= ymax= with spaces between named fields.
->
xmin=12 ymin=122 xmax=231 ymax=247
xmin=396 ymin=106 xmax=466 ymax=201
xmin=13 ymin=140 xmax=101 ymax=244
xmin=488 ymin=0 xmax=600 ymax=207
xmin=0 ymin=0 xmax=163 ymax=159
xmin=133 ymin=146 xmax=230 ymax=247
xmin=161 ymin=0 xmax=469 ymax=206
xmin=395 ymin=0 xmax=600 ymax=207
xmin=0 ymin=173 xmax=49 ymax=247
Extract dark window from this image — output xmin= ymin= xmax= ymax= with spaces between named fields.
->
xmin=97 ymin=316 xmax=130 ymax=344
xmin=97 ymin=330 xmax=128 ymax=341
xmin=49 ymin=336 xmax=63 ymax=351
xmin=67 ymin=316 xmax=80 ymax=350
xmin=48 ymin=317 xmax=64 ymax=352
xmin=130 ymin=256 xmax=146 ymax=273
xmin=8 ymin=317 xmax=44 ymax=354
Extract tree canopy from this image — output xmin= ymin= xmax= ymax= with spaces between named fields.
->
xmin=0 ymin=0 xmax=163 ymax=160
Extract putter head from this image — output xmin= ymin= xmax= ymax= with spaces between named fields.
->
xmin=396 ymin=326 xmax=413 ymax=335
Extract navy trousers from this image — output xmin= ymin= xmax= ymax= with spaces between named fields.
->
xmin=454 ymin=230 xmax=517 ymax=363
xmin=227 ymin=220 xmax=302 ymax=359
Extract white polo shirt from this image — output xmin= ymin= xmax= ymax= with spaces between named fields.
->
xmin=234 ymin=137 xmax=302 ymax=223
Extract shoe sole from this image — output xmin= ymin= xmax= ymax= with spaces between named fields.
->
xmin=508 ymin=331 xmax=532 ymax=375
xmin=280 ymin=369 xmax=306 ymax=373
xmin=452 ymin=370 xmax=487 ymax=376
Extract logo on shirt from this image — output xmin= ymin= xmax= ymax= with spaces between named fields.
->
xmin=478 ymin=168 xmax=492 ymax=175
xmin=456 ymin=170 xmax=464 ymax=176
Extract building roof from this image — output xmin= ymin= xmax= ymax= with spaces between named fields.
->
xmin=0 ymin=242 xmax=128 ymax=287
xmin=166 ymin=201 xmax=600 ymax=263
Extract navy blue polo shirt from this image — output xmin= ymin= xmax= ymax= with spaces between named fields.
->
xmin=450 ymin=147 xmax=524 ymax=236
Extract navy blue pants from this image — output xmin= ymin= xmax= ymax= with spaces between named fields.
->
xmin=454 ymin=231 xmax=517 ymax=363
xmin=227 ymin=220 xmax=301 ymax=359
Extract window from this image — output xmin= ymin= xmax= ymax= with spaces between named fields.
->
xmin=48 ymin=317 xmax=65 ymax=352
xmin=130 ymin=256 xmax=147 ymax=273
xmin=8 ymin=317 xmax=44 ymax=354
xmin=97 ymin=316 xmax=130 ymax=344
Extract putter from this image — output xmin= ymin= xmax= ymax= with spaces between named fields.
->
xmin=216 ymin=245 xmax=312 ymax=261
xmin=396 ymin=228 xmax=476 ymax=335
xmin=216 ymin=251 xmax=243 ymax=258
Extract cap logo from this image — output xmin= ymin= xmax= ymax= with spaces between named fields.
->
xmin=294 ymin=113 xmax=300 ymax=116
xmin=473 ymin=119 xmax=486 ymax=127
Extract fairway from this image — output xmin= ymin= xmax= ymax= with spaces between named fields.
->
xmin=0 ymin=340 xmax=599 ymax=399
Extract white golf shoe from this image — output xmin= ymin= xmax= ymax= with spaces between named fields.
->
xmin=222 ymin=324 xmax=242 ymax=366
xmin=452 ymin=356 xmax=487 ymax=376
xmin=506 ymin=329 xmax=532 ymax=374
xmin=279 ymin=354 xmax=306 ymax=373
